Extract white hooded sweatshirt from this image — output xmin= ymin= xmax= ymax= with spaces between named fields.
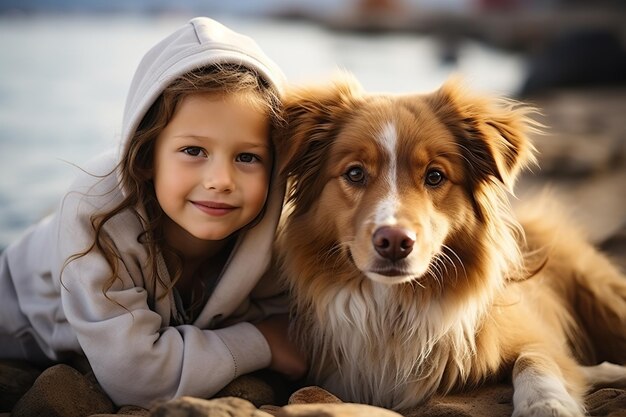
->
xmin=0 ymin=17 xmax=287 ymax=408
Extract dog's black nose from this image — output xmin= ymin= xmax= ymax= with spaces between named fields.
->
xmin=372 ymin=226 xmax=415 ymax=261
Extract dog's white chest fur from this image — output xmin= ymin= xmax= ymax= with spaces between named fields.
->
xmin=313 ymin=281 xmax=480 ymax=409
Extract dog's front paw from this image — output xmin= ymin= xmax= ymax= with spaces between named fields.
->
xmin=512 ymin=398 xmax=584 ymax=417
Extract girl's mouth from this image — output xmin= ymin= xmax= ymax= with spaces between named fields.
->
xmin=191 ymin=201 xmax=236 ymax=216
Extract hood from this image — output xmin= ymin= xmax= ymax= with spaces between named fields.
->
xmin=120 ymin=16 xmax=286 ymax=155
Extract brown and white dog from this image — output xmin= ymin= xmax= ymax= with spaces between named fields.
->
xmin=276 ymin=74 xmax=626 ymax=416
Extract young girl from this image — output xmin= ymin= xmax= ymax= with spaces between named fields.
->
xmin=0 ymin=17 xmax=305 ymax=408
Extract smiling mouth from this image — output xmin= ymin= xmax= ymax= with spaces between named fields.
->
xmin=191 ymin=201 xmax=236 ymax=216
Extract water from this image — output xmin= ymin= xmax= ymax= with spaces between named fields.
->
xmin=0 ymin=13 xmax=525 ymax=248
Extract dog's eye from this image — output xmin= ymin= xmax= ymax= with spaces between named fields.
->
xmin=425 ymin=169 xmax=445 ymax=187
xmin=344 ymin=166 xmax=366 ymax=185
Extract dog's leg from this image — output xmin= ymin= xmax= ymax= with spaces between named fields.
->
xmin=511 ymin=353 xmax=585 ymax=417
xmin=581 ymin=361 xmax=626 ymax=388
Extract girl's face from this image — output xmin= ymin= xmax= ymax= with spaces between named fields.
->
xmin=152 ymin=92 xmax=271 ymax=245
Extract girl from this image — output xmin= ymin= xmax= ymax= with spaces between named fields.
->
xmin=0 ymin=17 xmax=305 ymax=408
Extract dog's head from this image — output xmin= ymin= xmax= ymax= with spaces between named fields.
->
xmin=279 ymin=74 xmax=537 ymax=288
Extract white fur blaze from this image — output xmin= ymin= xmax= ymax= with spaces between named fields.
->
xmin=373 ymin=121 xmax=399 ymax=227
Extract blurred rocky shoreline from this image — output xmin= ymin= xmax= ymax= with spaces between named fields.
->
xmin=518 ymin=86 xmax=626 ymax=271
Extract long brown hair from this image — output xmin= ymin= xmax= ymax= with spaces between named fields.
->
xmin=65 ymin=64 xmax=282 ymax=301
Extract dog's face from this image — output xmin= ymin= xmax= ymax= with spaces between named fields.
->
xmin=280 ymin=75 xmax=535 ymax=287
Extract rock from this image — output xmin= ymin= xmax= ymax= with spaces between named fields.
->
xmin=11 ymin=364 xmax=115 ymax=417
xmin=0 ymin=359 xmax=41 ymax=411
xmin=276 ymin=403 xmax=403 ymax=417
xmin=214 ymin=371 xmax=291 ymax=407
xmin=288 ymin=386 xmax=343 ymax=404
xmin=116 ymin=405 xmax=151 ymax=415
xmin=149 ymin=396 xmax=272 ymax=417
xmin=283 ymin=386 xmax=402 ymax=417
xmin=89 ymin=405 xmax=150 ymax=416
xmin=149 ymin=389 xmax=400 ymax=417
xmin=259 ymin=404 xmax=282 ymax=416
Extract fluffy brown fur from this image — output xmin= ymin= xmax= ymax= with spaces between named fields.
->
xmin=276 ymin=74 xmax=626 ymax=416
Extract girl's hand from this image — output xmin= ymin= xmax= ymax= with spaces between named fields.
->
xmin=254 ymin=314 xmax=308 ymax=380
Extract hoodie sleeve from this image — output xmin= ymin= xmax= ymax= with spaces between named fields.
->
xmin=56 ymin=156 xmax=271 ymax=408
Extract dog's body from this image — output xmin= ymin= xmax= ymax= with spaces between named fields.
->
xmin=277 ymin=76 xmax=626 ymax=416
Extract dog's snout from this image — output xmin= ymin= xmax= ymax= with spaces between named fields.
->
xmin=372 ymin=226 xmax=415 ymax=261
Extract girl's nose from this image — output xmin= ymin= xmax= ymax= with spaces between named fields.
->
xmin=203 ymin=158 xmax=234 ymax=191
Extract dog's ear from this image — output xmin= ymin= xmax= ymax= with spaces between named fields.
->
xmin=278 ymin=73 xmax=362 ymax=175
xmin=427 ymin=79 xmax=539 ymax=190
xmin=277 ymin=73 xmax=363 ymax=208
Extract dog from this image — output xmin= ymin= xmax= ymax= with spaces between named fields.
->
xmin=275 ymin=74 xmax=626 ymax=416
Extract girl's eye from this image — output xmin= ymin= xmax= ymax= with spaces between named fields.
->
xmin=425 ymin=169 xmax=445 ymax=187
xmin=344 ymin=165 xmax=367 ymax=185
xmin=182 ymin=147 xmax=206 ymax=157
xmin=236 ymin=153 xmax=260 ymax=163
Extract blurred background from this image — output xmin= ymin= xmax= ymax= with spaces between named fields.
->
xmin=0 ymin=0 xmax=625 ymax=267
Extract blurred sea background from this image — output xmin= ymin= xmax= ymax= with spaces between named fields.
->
xmin=1 ymin=0 xmax=625 ymax=267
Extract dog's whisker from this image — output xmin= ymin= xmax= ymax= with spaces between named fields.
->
xmin=430 ymin=253 xmax=445 ymax=276
xmin=411 ymin=277 xmax=426 ymax=290
xmin=430 ymin=258 xmax=445 ymax=289
xmin=321 ymin=241 xmax=349 ymax=272
xmin=437 ymin=250 xmax=457 ymax=283
xmin=441 ymin=245 xmax=467 ymax=281
xmin=333 ymin=239 xmax=357 ymax=270
xmin=435 ymin=255 xmax=449 ymax=284
xmin=442 ymin=253 xmax=458 ymax=283
xmin=425 ymin=263 xmax=443 ymax=290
